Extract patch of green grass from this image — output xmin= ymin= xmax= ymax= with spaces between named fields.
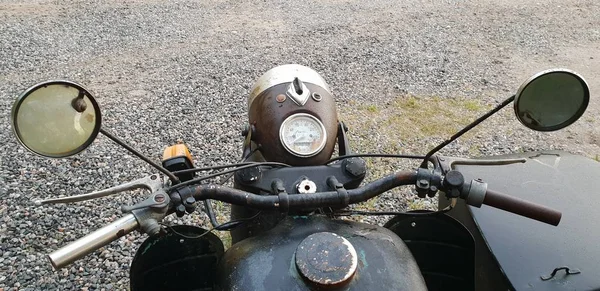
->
xmin=344 ymin=95 xmax=490 ymax=143
xmin=338 ymin=94 xmax=492 ymax=217
xmin=365 ymin=104 xmax=379 ymax=113
xmin=355 ymin=196 xmax=379 ymax=211
xmin=464 ymin=100 xmax=483 ymax=111
xmin=403 ymin=96 xmax=419 ymax=109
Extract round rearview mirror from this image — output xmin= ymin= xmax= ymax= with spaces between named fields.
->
xmin=11 ymin=80 xmax=101 ymax=158
xmin=514 ymin=69 xmax=589 ymax=131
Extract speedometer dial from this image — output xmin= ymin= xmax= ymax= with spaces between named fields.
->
xmin=279 ymin=113 xmax=327 ymax=157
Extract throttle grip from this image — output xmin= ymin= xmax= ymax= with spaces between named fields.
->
xmin=48 ymin=214 xmax=139 ymax=269
xmin=483 ymin=189 xmax=562 ymax=226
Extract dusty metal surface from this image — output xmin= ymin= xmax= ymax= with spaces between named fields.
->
xmin=248 ymin=64 xmax=331 ymax=109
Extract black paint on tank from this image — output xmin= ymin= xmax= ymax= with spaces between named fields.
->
xmin=215 ymin=216 xmax=427 ymax=291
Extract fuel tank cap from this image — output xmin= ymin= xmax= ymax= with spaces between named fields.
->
xmin=295 ymin=232 xmax=358 ymax=287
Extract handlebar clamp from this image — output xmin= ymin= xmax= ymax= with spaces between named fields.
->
xmin=327 ymin=176 xmax=349 ymax=208
xmin=272 ymin=179 xmax=290 ymax=213
xmin=415 ymin=168 xmax=441 ymax=198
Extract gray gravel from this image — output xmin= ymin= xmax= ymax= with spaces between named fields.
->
xmin=1 ymin=0 xmax=599 ymax=290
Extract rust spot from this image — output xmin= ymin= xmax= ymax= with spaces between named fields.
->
xmin=295 ymin=232 xmax=358 ymax=287
xmin=248 ymin=83 xmax=338 ymax=166
xmin=276 ymin=94 xmax=287 ymax=103
xmin=85 ymin=113 xmax=94 ymax=123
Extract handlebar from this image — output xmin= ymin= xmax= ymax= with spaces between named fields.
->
xmin=47 ymin=168 xmax=563 ymax=269
xmin=184 ymin=171 xmax=562 ymax=226
xmin=48 ymin=214 xmax=139 ymax=269
xmin=483 ymin=189 xmax=562 ymax=226
xmin=185 ymin=171 xmax=418 ymax=209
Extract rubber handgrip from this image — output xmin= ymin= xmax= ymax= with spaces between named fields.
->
xmin=483 ymin=189 xmax=562 ymax=226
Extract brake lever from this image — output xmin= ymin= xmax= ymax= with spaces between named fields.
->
xmin=34 ymin=174 xmax=163 ymax=205
xmin=435 ymin=156 xmax=526 ymax=174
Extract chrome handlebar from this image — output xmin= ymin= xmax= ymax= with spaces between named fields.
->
xmin=48 ymin=214 xmax=139 ymax=269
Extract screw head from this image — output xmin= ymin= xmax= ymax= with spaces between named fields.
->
xmin=154 ymin=194 xmax=166 ymax=203
xmin=311 ymin=92 xmax=322 ymax=102
xmin=185 ymin=197 xmax=196 ymax=205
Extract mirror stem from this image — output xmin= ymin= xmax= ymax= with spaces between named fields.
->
xmin=99 ymin=128 xmax=180 ymax=184
xmin=420 ymin=95 xmax=516 ymax=168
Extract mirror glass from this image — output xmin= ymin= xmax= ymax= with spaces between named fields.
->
xmin=11 ymin=81 xmax=101 ymax=157
xmin=514 ymin=69 xmax=589 ymax=131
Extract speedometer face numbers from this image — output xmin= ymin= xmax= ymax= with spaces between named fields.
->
xmin=279 ymin=113 xmax=327 ymax=157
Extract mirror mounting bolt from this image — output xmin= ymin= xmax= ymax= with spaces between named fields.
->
xmin=71 ymin=98 xmax=87 ymax=112
xmin=71 ymin=91 xmax=88 ymax=112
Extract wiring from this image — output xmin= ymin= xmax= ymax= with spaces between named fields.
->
xmin=325 ymin=153 xmax=426 ymax=164
xmin=183 ymin=146 xmax=265 ymax=227
xmin=168 ymin=162 xmax=290 ymax=190
xmin=161 ymin=211 xmax=262 ymax=239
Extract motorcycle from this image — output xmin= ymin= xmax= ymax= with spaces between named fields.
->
xmin=9 ymin=65 xmax=598 ymax=290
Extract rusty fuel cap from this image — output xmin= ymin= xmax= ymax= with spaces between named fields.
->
xmin=295 ymin=232 xmax=358 ymax=287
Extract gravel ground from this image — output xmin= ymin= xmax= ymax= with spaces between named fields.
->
xmin=1 ymin=0 xmax=599 ymax=290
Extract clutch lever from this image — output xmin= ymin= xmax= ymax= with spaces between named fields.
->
xmin=34 ymin=174 xmax=163 ymax=205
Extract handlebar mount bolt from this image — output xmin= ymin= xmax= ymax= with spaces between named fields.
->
xmin=176 ymin=205 xmax=186 ymax=217
xmin=417 ymin=179 xmax=429 ymax=188
xmin=185 ymin=197 xmax=196 ymax=205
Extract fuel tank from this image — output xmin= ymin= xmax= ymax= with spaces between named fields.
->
xmin=443 ymin=150 xmax=600 ymax=290
xmin=215 ymin=216 xmax=427 ymax=290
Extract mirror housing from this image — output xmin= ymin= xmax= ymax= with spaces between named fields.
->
xmin=11 ymin=80 xmax=102 ymax=158
xmin=514 ymin=69 xmax=589 ymax=131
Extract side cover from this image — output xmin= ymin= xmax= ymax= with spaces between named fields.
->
xmin=215 ymin=216 xmax=427 ymax=290
xmin=452 ymin=150 xmax=600 ymax=290
xmin=130 ymin=225 xmax=224 ymax=291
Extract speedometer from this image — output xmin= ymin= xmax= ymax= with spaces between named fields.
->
xmin=279 ymin=113 xmax=327 ymax=157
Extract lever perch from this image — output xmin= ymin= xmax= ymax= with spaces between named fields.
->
xmin=34 ymin=174 xmax=163 ymax=205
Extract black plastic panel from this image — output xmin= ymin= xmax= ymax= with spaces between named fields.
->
xmin=385 ymin=212 xmax=475 ymax=291
xmin=234 ymin=162 xmax=365 ymax=194
xmin=130 ymin=225 xmax=224 ymax=291
xmin=454 ymin=151 xmax=600 ymax=290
